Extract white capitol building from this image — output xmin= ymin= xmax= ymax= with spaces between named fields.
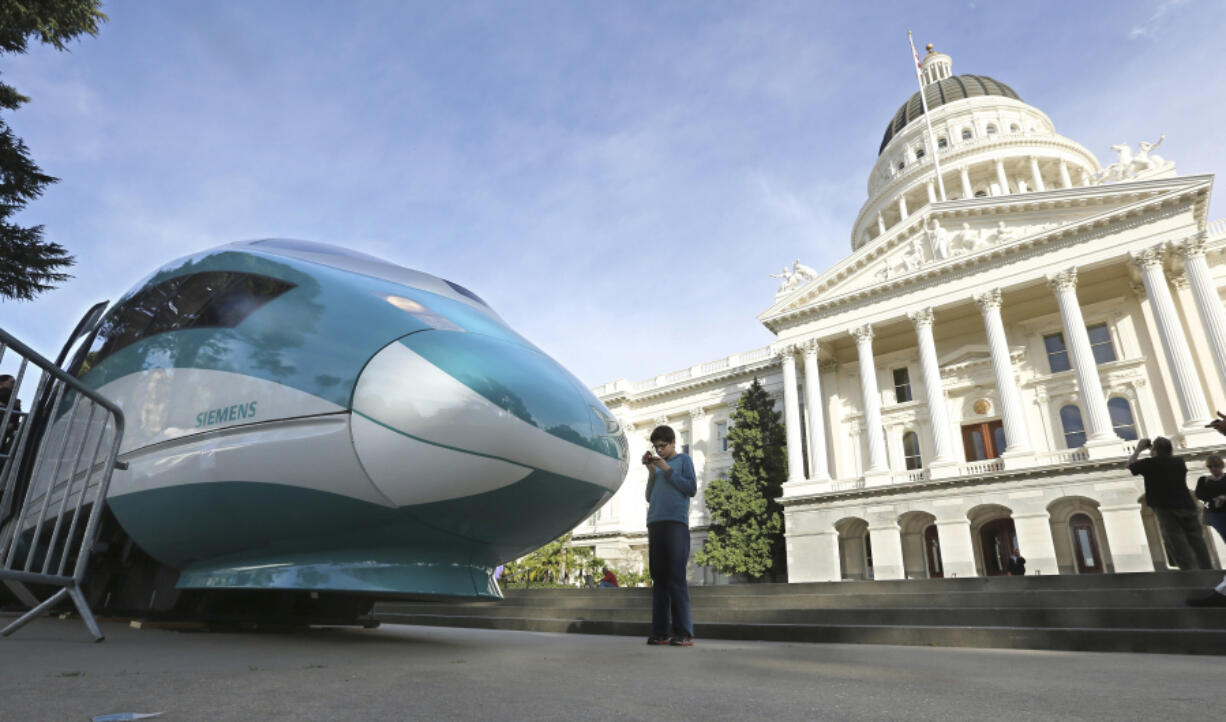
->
xmin=574 ymin=44 xmax=1226 ymax=584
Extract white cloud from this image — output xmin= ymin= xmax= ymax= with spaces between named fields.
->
xmin=1130 ymin=0 xmax=1190 ymax=39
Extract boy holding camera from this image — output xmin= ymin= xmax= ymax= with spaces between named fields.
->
xmin=642 ymin=425 xmax=697 ymax=646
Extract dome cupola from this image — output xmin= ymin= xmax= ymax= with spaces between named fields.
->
xmin=849 ymin=42 xmax=1101 ymax=251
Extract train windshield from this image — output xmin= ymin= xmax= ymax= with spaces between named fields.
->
xmin=74 ymin=271 xmax=295 ymax=378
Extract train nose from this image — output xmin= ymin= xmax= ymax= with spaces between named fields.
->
xmin=349 ymin=330 xmax=626 ymax=550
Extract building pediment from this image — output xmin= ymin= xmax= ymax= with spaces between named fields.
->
xmin=758 ymin=175 xmax=1213 ymax=331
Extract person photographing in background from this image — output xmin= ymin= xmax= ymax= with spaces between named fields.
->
xmin=1126 ymin=437 xmax=1212 ymax=571
xmin=642 ymin=425 xmax=697 ymax=647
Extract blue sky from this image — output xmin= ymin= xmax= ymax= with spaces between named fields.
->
xmin=2 ymin=0 xmax=1224 ymax=388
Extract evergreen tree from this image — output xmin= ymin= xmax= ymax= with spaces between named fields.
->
xmin=695 ymin=377 xmax=788 ymax=581
xmin=0 ymin=0 xmax=107 ymax=301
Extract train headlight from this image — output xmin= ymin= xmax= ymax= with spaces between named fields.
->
xmin=380 ymin=294 xmax=464 ymax=332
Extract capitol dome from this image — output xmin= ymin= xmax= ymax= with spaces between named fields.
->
xmin=879 ymin=75 xmax=1022 ymax=155
xmin=850 ymin=44 xmax=1101 ymax=251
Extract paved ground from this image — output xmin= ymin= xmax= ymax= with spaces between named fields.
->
xmin=0 ymin=617 xmax=1222 ymax=721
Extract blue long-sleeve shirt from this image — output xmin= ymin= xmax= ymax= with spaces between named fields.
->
xmin=646 ymin=452 xmax=697 ymax=525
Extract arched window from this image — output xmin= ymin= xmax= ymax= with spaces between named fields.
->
xmin=1060 ymin=405 xmax=1086 ymax=448
xmin=1108 ymin=397 xmax=1139 ymax=440
xmin=915 ymin=147 xmax=926 ymax=159
xmin=961 ymin=128 xmax=973 ymax=140
xmin=1009 ymin=123 xmax=1020 ymax=133
xmin=937 ymin=137 xmax=948 ymax=149
xmin=974 ymin=190 xmax=988 ymax=198
xmin=986 ymin=124 xmax=998 ymax=135
xmin=903 ymin=431 xmax=922 ymax=470
xmin=898 ymin=160 xmax=906 ymax=171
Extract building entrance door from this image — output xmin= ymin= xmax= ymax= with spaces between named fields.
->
xmin=923 ymin=524 xmax=944 ymax=578
xmin=979 ymin=517 xmax=1017 ymax=576
xmin=1069 ymin=513 xmax=1105 ymax=574
xmin=962 ymin=420 xmax=1005 ymax=461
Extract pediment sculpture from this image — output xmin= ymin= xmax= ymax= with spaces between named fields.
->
xmin=950 ymin=223 xmax=983 ymax=255
xmin=925 ymin=219 xmax=951 ymax=260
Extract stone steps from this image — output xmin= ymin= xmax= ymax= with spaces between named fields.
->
xmin=374 ymin=571 xmax=1226 ymax=655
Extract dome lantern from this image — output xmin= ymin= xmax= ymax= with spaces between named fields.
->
xmin=920 ymin=43 xmax=953 ymax=86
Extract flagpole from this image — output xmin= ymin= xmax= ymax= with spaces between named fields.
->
xmin=909 ymin=31 xmax=947 ymax=202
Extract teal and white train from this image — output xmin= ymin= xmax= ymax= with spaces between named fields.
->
xmin=52 ymin=239 xmax=626 ymax=613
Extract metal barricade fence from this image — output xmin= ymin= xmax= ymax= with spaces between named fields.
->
xmin=0 ymin=327 xmax=125 ymax=641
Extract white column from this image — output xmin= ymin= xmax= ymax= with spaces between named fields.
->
xmin=926 ymin=180 xmax=936 ymax=204
xmin=1175 ymin=232 xmax=1226 ymax=395
xmin=1132 ymin=246 xmax=1212 ymax=426
xmin=897 ymin=194 xmax=909 ymax=219
xmin=1058 ymin=160 xmax=1073 ymax=189
xmin=960 ymin=166 xmax=973 ymax=198
xmin=877 ymin=213 xmax=886 ymax=235
xmin=779 ymin=345 xmax=805 ymax=483
xmin=868 ymin=516 xmax=906 ymax=580
xmin=974 ymin=289 xmax=1033 ymax=456
xmin=908 ymin=308 xmax=957 ymax=471
xmin=1012 ymin=510 xmax=1058 ymax=575
xmin=934 ymin=515 xmax=978 ymax=577
xmin=801 ymin=340 xmax=830 ymax=481
xmin=994 ymin=159 xmax=1010 ymax=195
xmin=1099 ymin=503 xmax=1157 ymax=573
xmin=1028 ymin=156 xmax=1046 ymax=192
xmin=851 ymin=324 xmax=888 ymax=475
xmin=1048 ymin=269 xmax=1116 ymax=445
xmin=688 ymin=408 xmax=708 ymax=527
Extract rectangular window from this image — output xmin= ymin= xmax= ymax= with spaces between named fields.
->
xmin=1044 ymin=333 xmax=1071 ymax=373
xmin=1087 ymin=323 xmax=1116 ymax=364
xmin=715 ymin=421 xmax=728 ymax=452
xmin=893 ymin=368 xmax=913 ymax=403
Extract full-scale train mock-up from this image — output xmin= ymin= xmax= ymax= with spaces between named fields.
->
xmin=2 ymin=239 xmax=627 ymax=623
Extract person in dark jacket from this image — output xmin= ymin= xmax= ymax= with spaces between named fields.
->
xmin=1192 ymin=414 xmax=1226 ymax=605
xmin=1127 ymin=437 xmax=1212 ymax=571
xmin=1196 ymin=455 xmax=1226 ymax=541
xmin=1006 ymin=551 xmax=1026 ymax=576
xmin=1189 ymin=449 xmax=1226 ymax=606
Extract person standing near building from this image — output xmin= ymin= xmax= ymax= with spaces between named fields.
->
xmin=1189 ymin=445 xmax=1226 ymax=606
xmin=642 ymin=425 xmax=696 ymax=646
xmin=1127 ymin=437 xmax=1212 ymax=571
xmin=1195 ymin=455 xmax=1226 ymax=544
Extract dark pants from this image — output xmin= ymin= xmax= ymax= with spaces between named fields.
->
xmin=1207 ymin=510 xmax=1226 ymax=545
xmin=648 ymin=521 xmax=693 ymax=638
xmin=1154 ymin=507 xmax=1213 ymax=570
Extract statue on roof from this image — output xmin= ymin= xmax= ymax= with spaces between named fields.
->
xmin=770 ymin=259 xmax=820 ymax=295
xmin=1094 ymin=136 xmax=1175 ymax=183
xmin=1132 ymin=135 xmax=1169 ymax=174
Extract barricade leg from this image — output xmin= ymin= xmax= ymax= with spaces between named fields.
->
xmin=67 ymin=584 xmax=104 ymax=642
xmin=1 ymin=586 xmax=69 ymax=637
